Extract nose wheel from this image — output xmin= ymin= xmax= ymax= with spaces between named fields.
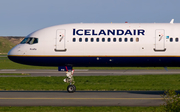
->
xmin=67 ymin=85 xmax=76 ymax=93
xmin=63 ymin=69 xmax=76 ymax=93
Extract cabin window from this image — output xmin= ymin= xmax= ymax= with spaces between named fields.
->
xmin=72 ymin=38 xmax=76 ymax=42
xmin=170 ymin=38 xmax=173 ymax=42
xmin=102 ymin=38 xmax=105 ymax=42
xmin=136 ymin=38 xmax=139 ymax=42
xmin=85 ymin=38 xmax=88 ymax=42
xmin=130 ymin=38 xmax=133 ymax=42
xmin=21 ymin=37 xmax=38 ymax=44
xmin=91 ymin=38 xmax=94 ymax=42
xmin=108 ymin=38 xmax=111 ymax=42
xmin=119 ymin=38 xmax=122 ymax=42
xmin=124 ymin=38 xmax=128 ymax=42
xmin=175 ymin=38 xmax=179 ymax=42
xmin=96 ymin=38 xmax=99 ymax=42
xmin=113 ymin=38 xmax=116 ymax=42
xmin=79 ymin=38 xmax=82 ymax=42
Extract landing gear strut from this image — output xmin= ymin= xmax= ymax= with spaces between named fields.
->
xmin=63 ymin=69 xmax=76 ymax=93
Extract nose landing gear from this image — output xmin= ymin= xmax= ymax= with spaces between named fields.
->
xmin=63 ymin=69 xmax=76 ymax=93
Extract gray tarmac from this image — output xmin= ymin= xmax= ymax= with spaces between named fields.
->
xmin=0 ymin=91 xmax=167 ymax=106
xmin=1 ymin=69 xmax=180 ymax=77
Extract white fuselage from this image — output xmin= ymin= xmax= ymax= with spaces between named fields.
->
xmin=8 ymin=23 xmax=180 ymax=67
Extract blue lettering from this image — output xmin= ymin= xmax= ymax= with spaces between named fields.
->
xmin=85 ymin=29 xmax=91 ymax=35
xmin=107 ymin=30 xmax=115 ymax=35
xmin=125 ymin=30 xmax=132 ymax=35
xmin=138 ymin=29 xmax=145 ymax=35
xmin=76 ymin=29 xmax=83 ymax=35
xmin=133 ymin=30 xmax=136 ymax=35
xmin=92 ymin=30 xmax=97 ymax=35
xmin=99 ymin=30 xmax=106 ymax=35
xmin=73 ymin=29 xmax=145 ymax=36
xmin=117 ymin=30 xmax=124 ymax=35
xmin=73 ymin=29 xmax=76 ymax=35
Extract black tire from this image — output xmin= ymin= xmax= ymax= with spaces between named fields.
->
xmin=67 ymin=85 xmax=74 ymax=93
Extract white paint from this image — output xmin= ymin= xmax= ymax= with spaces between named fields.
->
xmin=8 ymin=22 xmax=180 ymax=57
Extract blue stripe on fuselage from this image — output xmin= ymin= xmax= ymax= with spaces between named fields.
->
xmin=8 ymin=56 xmax=180 ymax=67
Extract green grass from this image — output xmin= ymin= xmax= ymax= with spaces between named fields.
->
xmin=0 ymin=106 xmax=163 ymax=112
xmin=0 ymin=75 xmax=180 ymax=91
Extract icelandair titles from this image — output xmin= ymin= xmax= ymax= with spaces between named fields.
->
xmin=73 ymin=29 xmax=145 ymax=36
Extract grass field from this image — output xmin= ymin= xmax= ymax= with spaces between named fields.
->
xmin=0 ymin=37 xmax=16 ymax=53
xmin=0 ymin=75 xmax=180 ymax=90
xmin=0 ymin=106 xmax=163 ymax=112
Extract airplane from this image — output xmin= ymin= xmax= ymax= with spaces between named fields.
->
xmin=8 ymin=19 xmax=180 ymax=93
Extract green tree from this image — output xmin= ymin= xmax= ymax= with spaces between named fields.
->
xmin=162 ymin=90 xmax=180 ymax=112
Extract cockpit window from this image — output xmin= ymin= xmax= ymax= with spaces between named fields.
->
xmin=20 ymin=38 xmax=29 ymax=44
xmin=20 ymin=37 xmax=38 ymax=44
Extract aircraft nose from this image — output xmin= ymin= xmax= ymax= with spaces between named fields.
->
xmin=8 ymin=46 xmax=18 ymax=62
xmin=8 ymin=44 xmax=25 ymax=56
xmin=8 ymin=45 xmax=19 ymax=56
xmin=7 ymin=44 xmax=23 ymax=63
xmin=8 ymin=47 xmax=15 ymax=56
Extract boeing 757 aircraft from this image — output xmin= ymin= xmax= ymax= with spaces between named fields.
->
xmin=8 ymin=19 xmax=180 ymax=92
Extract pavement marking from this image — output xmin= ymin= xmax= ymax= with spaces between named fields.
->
xmin=0 ymin=98 xmax=163 ymax=100
xmin=1 ymin=69 xmax=16 ymax=71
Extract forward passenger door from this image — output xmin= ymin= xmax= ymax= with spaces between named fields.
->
xmin=55 ymin=29 xmax=66 ymax=51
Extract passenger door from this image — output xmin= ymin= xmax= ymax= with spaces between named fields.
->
xmin=154 ymin=29 xmax=166 ymax=51
xmin=55 ymin=29 xmax=66 ymax=51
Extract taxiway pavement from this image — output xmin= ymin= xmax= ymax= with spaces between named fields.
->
xmin=0 ymin=69 xmax=180 ymax=77
xmin=0 ymin=91 xmax=167 ymax=106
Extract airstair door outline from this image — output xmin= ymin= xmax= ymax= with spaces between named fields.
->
xmin=154 ymin=29 xmax=166 ymax=52
xmin=55 ymin=29 xmax=66 ymax=52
